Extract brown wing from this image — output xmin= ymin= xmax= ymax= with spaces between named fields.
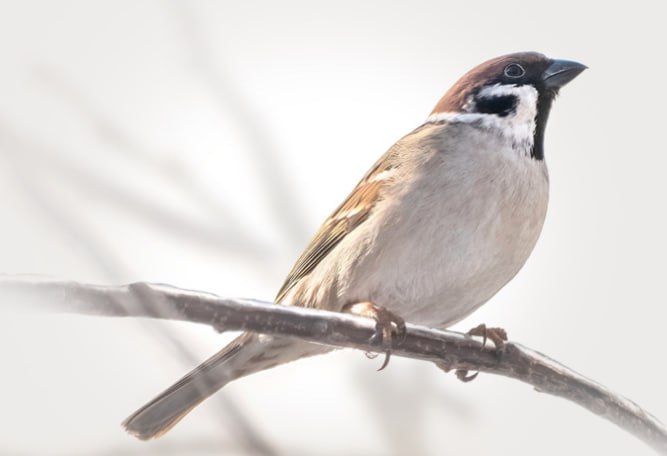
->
xmin=275 ymin=148 xmax=401 ymax=303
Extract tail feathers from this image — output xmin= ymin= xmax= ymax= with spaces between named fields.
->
xmin=122 ymin=333 xmax=249 ymax=440
xmin=123 ymin=333 xmax=333 ymax=439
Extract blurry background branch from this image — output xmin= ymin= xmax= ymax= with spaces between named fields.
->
xmin=166 ymin=1 xmax=310 ymax=246
xmin=3 ymin=277 xmax=666 ymax=455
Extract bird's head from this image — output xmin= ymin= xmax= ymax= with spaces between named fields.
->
xmin=428 ymin=52 xmax=586 ymax=160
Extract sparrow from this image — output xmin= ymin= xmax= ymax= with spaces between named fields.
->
xmin=123 ymin=51 xmax=586 ymax=439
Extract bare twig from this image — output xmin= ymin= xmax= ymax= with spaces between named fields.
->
xmin=0 ymin=123 xmax=279 ymax=454
xmin=2 ymin=277 xmax=666 ymax=455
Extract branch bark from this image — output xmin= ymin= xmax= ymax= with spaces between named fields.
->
xmin=3 ymin=277 xmax=666 ymax=455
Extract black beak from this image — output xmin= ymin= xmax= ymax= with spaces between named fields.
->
xmin=543 ymin=59 xmax=587 ymax=89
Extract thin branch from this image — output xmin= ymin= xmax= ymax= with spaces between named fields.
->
xmin=3 ymin=277 xmax=666 ymax=455
xmin=0 ymin=99 xmax=280 ymax=454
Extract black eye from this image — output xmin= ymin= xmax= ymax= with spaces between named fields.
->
xmin=504 ymin=63 xmax=525 ymax=79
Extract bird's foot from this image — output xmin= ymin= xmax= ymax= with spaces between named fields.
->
xmin=343 ymin=302 xmax=406 ymax=371
xmin=455 ymin=324 xmax=508 ymax=383
xmin=466 ymin=323 xmax=508 ymax=352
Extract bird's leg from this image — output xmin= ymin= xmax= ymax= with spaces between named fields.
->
xmin=343 ymin=302 xmax=406 ymax=371
xmin=454 ymin=324 xmax=508 ymax=383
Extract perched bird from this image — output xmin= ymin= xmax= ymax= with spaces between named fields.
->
xmin=123 ymin=51 xmax=586 ymax=439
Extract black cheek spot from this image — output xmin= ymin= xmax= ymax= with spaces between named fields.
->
xmin=475 ymin=95 xmax=518 ymax=117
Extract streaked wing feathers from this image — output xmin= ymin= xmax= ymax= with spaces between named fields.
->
xmin=275 ymin=149 xmax=400 ymax=303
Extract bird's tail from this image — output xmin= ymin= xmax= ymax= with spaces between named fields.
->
xmin=122 ymin=333 xmax=330 ymax=439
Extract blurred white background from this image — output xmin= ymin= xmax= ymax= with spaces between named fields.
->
xmin=0 ymin=1 xmax=665 ymax=455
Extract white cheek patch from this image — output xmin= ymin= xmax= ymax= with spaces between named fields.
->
xmin=426 ymin=84 xmax=539 ymax=157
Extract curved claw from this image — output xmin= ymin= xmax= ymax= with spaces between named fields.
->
xmin=467 ymin=324 xmax=508 ymax=355
xmin=455 ymin=369 xmax=479 ymax=383
xmin=454 ymin=324 xmax=509 ymax=382
xmin=343 ymin=302 xmax=406 ymax=371
xmin=377 ymin=352 xmax=391 ymax=371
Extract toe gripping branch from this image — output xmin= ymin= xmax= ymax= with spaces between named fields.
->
xmin=343 ymin=302 xmax=406 ymax=371
xmin=455 ymin=323 xmax=508 ymax=383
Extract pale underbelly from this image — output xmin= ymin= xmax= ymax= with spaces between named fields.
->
xmin=343 ymin=198 xmax=546 ymax=328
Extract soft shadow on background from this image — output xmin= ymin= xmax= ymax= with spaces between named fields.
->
xmin=0 ymin=1 xmax=665 ymax=455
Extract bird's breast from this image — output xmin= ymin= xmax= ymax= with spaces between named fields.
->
xmin=342 ymin=129 xmax=549 ymax=327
